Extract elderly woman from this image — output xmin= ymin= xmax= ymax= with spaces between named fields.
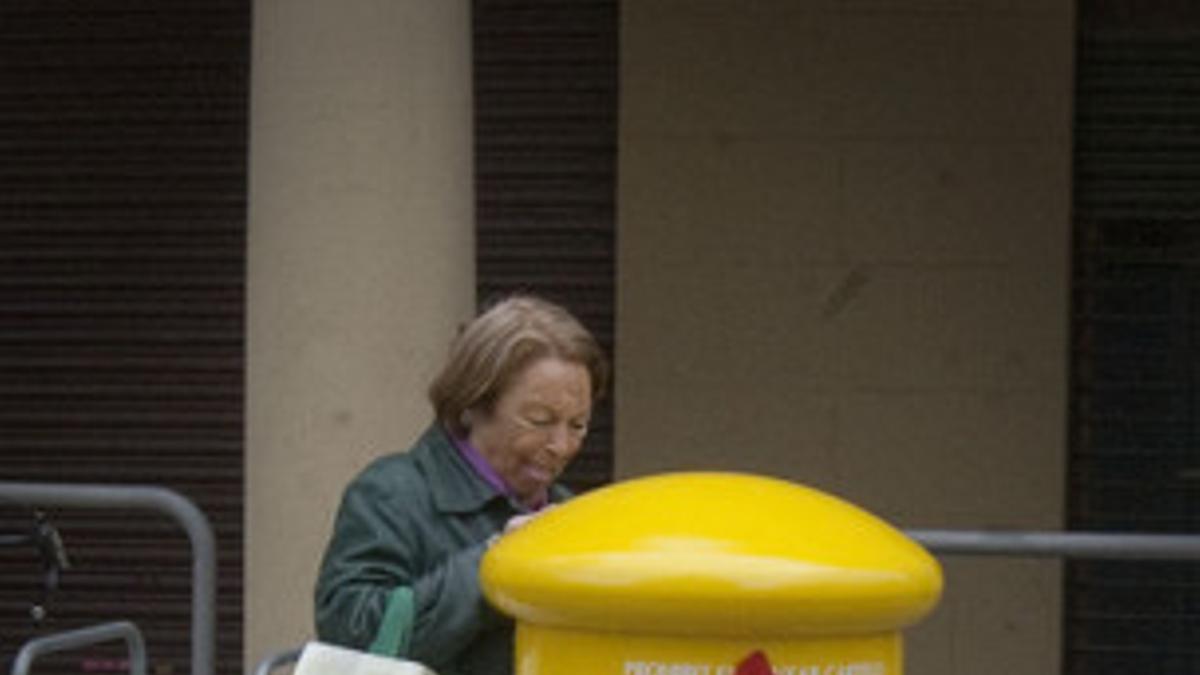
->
xmin=314 ymin=295 xmax=608 ymax=675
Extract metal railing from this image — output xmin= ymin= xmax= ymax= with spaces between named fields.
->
xmin=908 ymin=529 xmax=1200 ymax=560
xmin=6 ymin=481 xmax=1195 ymax=675
xmin=0 ymin=482 xmax=216 ymax=675
xmin=11 ymin=620 xmax=147 ymax=675
xmin=252 ymin=647 xmax=303 ymax=675
xmin=250 ymin=529 xmax=1200 ymax=675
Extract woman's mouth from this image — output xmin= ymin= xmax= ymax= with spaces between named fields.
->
xmin=524 ymin=463 xmax=555 ymax=485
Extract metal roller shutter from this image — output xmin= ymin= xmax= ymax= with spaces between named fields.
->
xmin=472 ymin=0 xmax=618 ymax=492
xmin=1068 ymin=1 xmax=1200 ymax=673
xmin=0 ymin=3 xmax=248 ymax=675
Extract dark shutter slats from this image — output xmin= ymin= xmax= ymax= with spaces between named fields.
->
xmin=1068 ymin=1 xmax=1200 ymax=673
xmin=0 ymin=4 xmax=247 ymax=675
xmin=472 ymin=0 xmax=618 ymax=492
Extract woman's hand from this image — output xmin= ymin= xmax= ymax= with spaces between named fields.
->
xmin=494 ymin=504 xmax=557 ymax=544
xmin=503 ymin=513 xmax=537 ymax=533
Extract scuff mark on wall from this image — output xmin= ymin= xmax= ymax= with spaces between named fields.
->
xmin=822 ymin=266 xmax=871 ymax=319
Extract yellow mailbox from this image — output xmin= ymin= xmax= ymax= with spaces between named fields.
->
xmin=481 ymin=472 xmax=941 ymax=675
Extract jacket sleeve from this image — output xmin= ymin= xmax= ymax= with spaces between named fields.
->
xmin=408 ymin=538 xmax=505 ymax=667
xmin=313 ymin=463 xmax=505 ymax=666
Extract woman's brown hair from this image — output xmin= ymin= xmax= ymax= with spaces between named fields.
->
xmin=428 ymin=295 xmax=608 ymax=438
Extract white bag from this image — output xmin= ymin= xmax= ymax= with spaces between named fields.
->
xmin=294 ymin=641 xmax=436 ymax=675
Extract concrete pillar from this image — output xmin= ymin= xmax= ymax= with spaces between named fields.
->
xmin=245 ymin=0 xmax=474 ymax=665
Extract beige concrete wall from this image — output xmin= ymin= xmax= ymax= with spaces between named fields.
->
xmin=617 ymin=2 xmax=1074 ymax=674
xmin=245 ymin=0 xmax=474 ymax=666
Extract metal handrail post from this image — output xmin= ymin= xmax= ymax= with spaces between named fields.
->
xmin=11 ymin=620 xmax=147 ymax=675
xmin=251 ymin=646 xmax=303 ymax=675
xmin=907 ymin=529 xmax=1200 ymax=560
xmin=0 ymin=482 xmax=215 ymax=675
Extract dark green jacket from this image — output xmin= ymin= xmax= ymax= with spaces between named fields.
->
xmin=314 ymin=425 xmax=569 ymax=675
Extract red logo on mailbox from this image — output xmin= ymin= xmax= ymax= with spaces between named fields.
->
xmin=734 ymin=650 xmax=773 ymax=675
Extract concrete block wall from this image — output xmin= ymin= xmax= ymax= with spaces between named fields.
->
xmin=616 ymin=2 xmax=1074 ymax=673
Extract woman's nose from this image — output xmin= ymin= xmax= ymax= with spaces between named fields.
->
xmin=545 ymin=424 xmax=573 ymax=456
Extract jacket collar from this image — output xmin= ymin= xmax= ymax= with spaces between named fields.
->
xmin=415 ymin=424 xmax=498 ymax=514
xmin=415 ymin=424 xmax=573 ymax=514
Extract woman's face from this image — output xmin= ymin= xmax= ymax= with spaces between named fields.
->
xmin=468 ymin=356 xmax=592 ymax=506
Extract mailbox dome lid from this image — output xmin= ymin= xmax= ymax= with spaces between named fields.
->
xmin=481 ymin=472 xmax=942 ymax=638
